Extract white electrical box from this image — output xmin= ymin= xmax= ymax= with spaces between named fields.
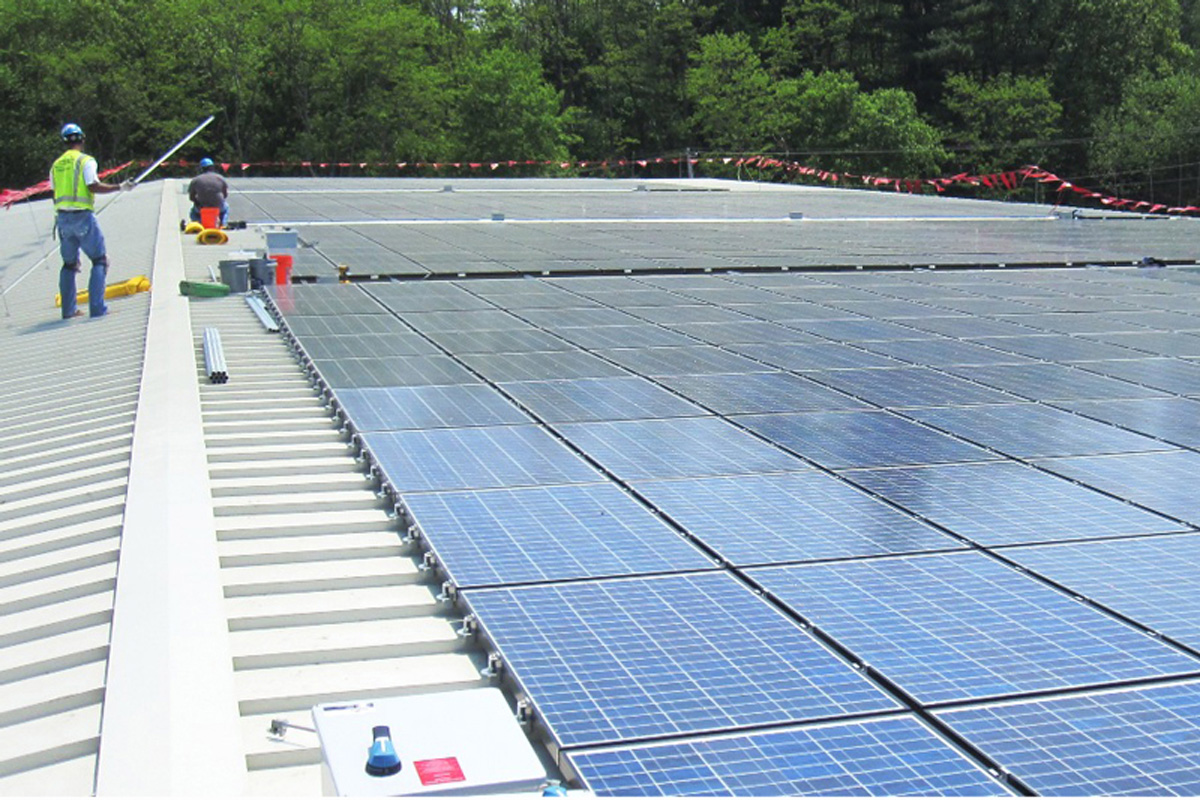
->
xmin=313 ymin=688 xmax=546 ymax=796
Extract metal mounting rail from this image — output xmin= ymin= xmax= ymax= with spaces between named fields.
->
xmin=245 ymin=294 xmax=281 ymax=332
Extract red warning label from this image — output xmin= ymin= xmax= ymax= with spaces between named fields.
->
xmin=414 ymin=757 xmax=466 ymax=786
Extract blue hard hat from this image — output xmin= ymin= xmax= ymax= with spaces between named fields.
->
xmin=199 ymin=157 xmax=215 ymax=169
xmin=61 ymin=123 xmax=84 ymax=141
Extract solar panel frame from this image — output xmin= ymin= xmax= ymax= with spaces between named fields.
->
xmin=500 ymin=377 xmax=709 ymax=423
xmin=1034 ymin=450 xmax=1200 ymax=525
xmin=554 ymin=417 xmax=810 ymax=480
xmin=268 ymin=284 xmax=388 ymax=316
xmin=851 ymin=461 xmax=1184 ymax=546
xmin=421 ymin=327 xmax=578 ymax=354
xmin=310 ymin=355 xmax=481 ymax=388
xmin=402 ymin=483 xmax=716 ymax=588
xmin=281 ymin=314 xmax=413 ymax=337
xmin=908 ymin=403 xmax=1171 ymax=458
xmin=738 ymin=410 xmax=1001 ymax=470
xmin=364 ymin=424 xmax=603 ymax=493
xmin=748 ymin=552 xmax=1200 ymax=705
xmin=632 ymin=472 xmax=964 ymax=566
xmin=567 ymin=714 xmax=1015 ymax=797
xmin=293 ymin=332 xmax=440 ymax=359
xmin=730 ymin=342 xmax=905 ymax=372
xmin=459 ymin=350 xmax=629 ymax=382
xmin=655 ymin=372 xmax=870 ymax=415
xmin=1074 ymin=358 xmax=1200 ymax=396
xmin=1054 ymin=397 xmax=1200 ymax=448
xmin=935 ymin=681 xmax=1200 ymax=796
xmin=1003 ymin=533 xmax=1200 ymax=650
xmin=805 ymin=367 xmax=1020 ymax=409
xmin=596 ymin=346 xmax=767 ymax=377
xmin=333 ymin=384 xmax=531 ymax=430
xmin=946 ymin=363 xmax=1170 ymax=401
xmin=462 ymin=572 xmax=901 ymax=749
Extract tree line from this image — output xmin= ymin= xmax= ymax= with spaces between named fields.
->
xmin=3 ymin=0 xmax=1200 ymax=206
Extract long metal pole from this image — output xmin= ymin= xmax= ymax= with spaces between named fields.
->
xmin=133 ymin=115 xmax=215 ymax=185
xmin=2 ymin=115 xmax=216 ymax=300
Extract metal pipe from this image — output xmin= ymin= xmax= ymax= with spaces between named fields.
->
xmin=202 ymin=327 xmax=228 ymax=384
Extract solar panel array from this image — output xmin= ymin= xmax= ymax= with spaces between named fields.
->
xmin=231 ymin=177 xmax=1200 ymax=279
xmin=265 ymin=184 xmax=1200 ymax=796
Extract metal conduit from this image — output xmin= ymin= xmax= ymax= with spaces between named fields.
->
xmin=203 ymin=327 xmax=229 ymax=384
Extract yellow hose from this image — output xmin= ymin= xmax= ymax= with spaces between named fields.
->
xmin=197 ymin=228 xmax=229 ymax=245
xmin=55 ymin=275 xmax=152 ymax=307
xmin=183 ymin=221 xmax=204 ymax=234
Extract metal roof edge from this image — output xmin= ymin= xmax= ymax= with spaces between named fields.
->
xmin=95 ymin=181 xmax=248 ymax=795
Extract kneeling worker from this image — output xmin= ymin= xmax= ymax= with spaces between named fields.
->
xmin=189 ymin=157 xmax=229 ymax=227
xmin=52 ymin=123 xmax=133 ymax=319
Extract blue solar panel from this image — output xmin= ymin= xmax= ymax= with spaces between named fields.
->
xmin=500 ymin=377 xmax=707 ymax=423
xmin=1005 ymin=534 xmax=1200 ymax=649
xmin=556 ymin=325 xmax=697 ymax=350
xmin=270 ymin=284 xmax=387 ymax=316
xmin=792 ymin=318 xmax=932 ymax=342
xmin=633 ymin=472 xmax=961 ymax=565
xmin=1076 ymin=358 xmax=1200 ymax=396
xmin=970 ymin=335 xmax=1143 ymax=362
xmin=555 ymin=417 xmax=808 ymax=480
xmin=298 ymin=332 xmax=439 ymax=359
xmin=947 ymin=363 xmax=1169 ymax=401
xmin=748 ymin=553 xmax=1198 ymax=704
xmin=666 ymin=321 xmax=817 ymax=345
xmin=364 ymin=425 xmax=602 ymax=493
xmin=1034 ymin=450 xmax=1200 ymax=525
xmin=656 ymin=372 xmax=869 ymax=415
xmin=402 ymin=483 xmax=715 ymax=587
xmin=937 ymin=681 xmax=1200 ymax=796
xmin=807 ymin=368 xmax=1018 ymax=408
xmin=284 ymin=313 xmax=411 ymax=337
xmin=909 ymin=404 xmax=1169 ymax=458
xmin=568 ymin=715 xmax=1014 ymax=797
xmin=856 ymin=337 xmax=1033 ymax=367
xmin=459 ymin=350 xmax=627 ymax=381
xmin=423 ymin=328 xmax=576 ymax=354
xmin=520 ymin=307 xmax=641 ymax=328
xmin=738 ymin=411 xmax=999 ymax=470
xmin=463 ymin=572 xmax=899 ymax=748
xmin=732 ymin=342 xmax=904 ymax=371
xmin=311 ymin=355 xmax=479 ymax=388
xmin=1057 ymin=397 xmax=1200 ymax=448
xmin=335 ymin=385 xmax=530 ymax=431
xmin=597 ymin=346 xmax=766 ymax=376
xmin=853 ymin=462 xmax=1182 ymax=545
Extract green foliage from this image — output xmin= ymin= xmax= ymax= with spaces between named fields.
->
xmin=686 ymin=33 xmax=773 ymax=150
xmin=1091 ymin=71 xmax=1200 ymax=203
xmin=0 ymin=0 xmax=1199 ymax=204
xmin=943 ymin=72 xmax=1062 ymax=172
xmin=455 ymin=45 xmax=569 ymax=161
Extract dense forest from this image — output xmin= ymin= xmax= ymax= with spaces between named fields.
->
xmin=3 ymin=0 xmax=1200 ymax=205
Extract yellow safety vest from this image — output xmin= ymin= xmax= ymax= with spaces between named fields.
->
xmin=52 ymin=149 xmax=95 ymax=211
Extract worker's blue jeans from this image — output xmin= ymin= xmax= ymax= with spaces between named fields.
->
xmin=57 ymin=210 xmax=108 ymax=318
xmin=190 ymin=200 xmax=229 ymax=227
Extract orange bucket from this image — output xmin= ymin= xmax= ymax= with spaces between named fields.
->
xmin=272 ymin=254 xmax=294 ymax=285
xmin=199 ymin=207 xmax=220 ymax=229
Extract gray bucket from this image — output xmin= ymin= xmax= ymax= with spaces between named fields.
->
xmin=249 ymin=258 xmax=274 ymax=290
xmin=218 ymin=259 xmax=250 ymax=293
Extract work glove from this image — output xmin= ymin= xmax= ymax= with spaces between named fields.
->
xmin=120 ymin=180 xmax=135 ymax=192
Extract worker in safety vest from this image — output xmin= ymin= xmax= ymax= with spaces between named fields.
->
xmin=51 ymin=123 xmax=133 ymax=319
xmin=188 ymin=157 xmax=229 ymax=227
